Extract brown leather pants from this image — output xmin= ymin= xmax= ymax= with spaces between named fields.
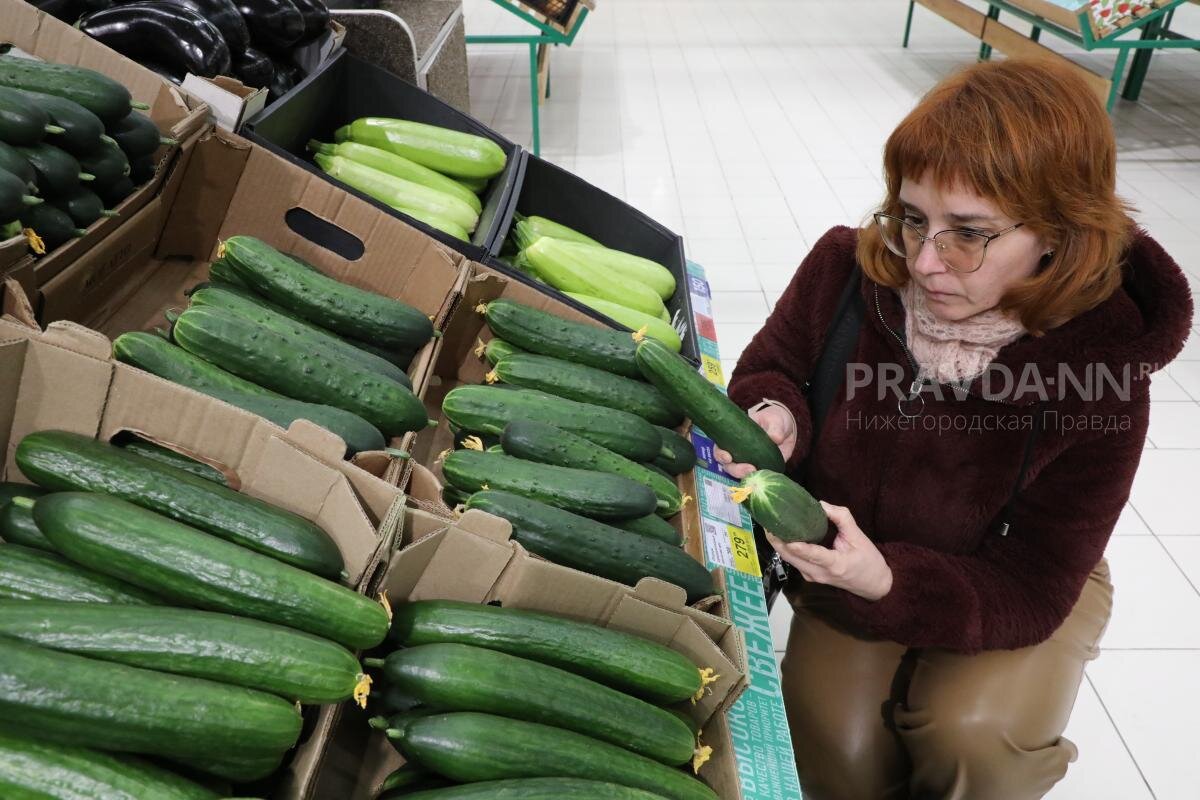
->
xmin=779 ymin=560 xmax=1113 ymax=800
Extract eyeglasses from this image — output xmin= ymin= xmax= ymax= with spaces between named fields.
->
xmin=874 ymin=212 xmax=1024 ymax=273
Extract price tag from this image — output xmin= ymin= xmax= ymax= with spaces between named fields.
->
xmin=699 ymin=473 xmax=744 ymax=526
xmin=700 ymin=354 xmax=724 ymax=386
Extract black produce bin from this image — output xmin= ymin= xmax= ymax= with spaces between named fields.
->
xmin=488 ymin=151 xmax=700 ymax=365
xmin=241 ymin=48 xmax=520 ymax=262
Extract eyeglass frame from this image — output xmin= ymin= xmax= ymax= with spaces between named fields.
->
xmin=873 ymin=212 xmax=1025 ymax=274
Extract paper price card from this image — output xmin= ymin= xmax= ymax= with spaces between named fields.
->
xmin=700 ymin=354 xmax=724 ymax=386
xmin=702 ymin=519 xmax=761 ymax=577
xmin=697 ymin=471 xmax=751 ymax=528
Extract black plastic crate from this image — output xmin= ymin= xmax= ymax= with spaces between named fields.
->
xmin=241 ymin=49 xmax=519 ymax=262
xmin=488 ymin=151 xmax=700 ymax=365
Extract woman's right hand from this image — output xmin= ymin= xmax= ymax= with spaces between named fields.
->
xmin=713 ymin=403 xmax=797 ymax=479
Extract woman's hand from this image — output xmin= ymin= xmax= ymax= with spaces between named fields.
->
xmin=713 ymin=403 xmax=797 ymax=479
xmin=767 ymin=502 xmax=893 ymax=601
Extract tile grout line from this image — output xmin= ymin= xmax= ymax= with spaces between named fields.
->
xmin=1084 ymin=673 xmax=1158 ymax=799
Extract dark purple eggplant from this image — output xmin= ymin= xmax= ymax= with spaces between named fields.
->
xmin=232 ymin=47 xmax=274 ymax=89
xmin=113 ymin=0 xmax=249 ymax=56
xmin=238 ymin=0 xmax=304 ymax=50
xmin=289 ymin=0 xmax=328 ymax=41
xmin=79 ymin=4 xmax=232 ymax=80
xmin=267 ymin=57 xmax=297 ymax=101
xmin=29 ymin=0 xmax=109 ymax=23
xmin=141 ymin=61 xmax=185 ymax=85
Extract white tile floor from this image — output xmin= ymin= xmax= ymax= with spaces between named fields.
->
xmin=463 ymin=1 xmax=1200 ymax=796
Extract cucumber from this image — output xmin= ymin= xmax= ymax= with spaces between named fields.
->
xmin=441 ymin=484 xmax=470 ymax=508
xmin=393 ymin=713 xmax=718 ymax=800
xmin=335 ymin=117 xmax=506 ymax=180
xmin=33 ymin=492 xmax=390 ymax=650
xmin=351 ymin=338 xmax=416 ymax=371
xmin=20 ymin=89 xmax=105 ymax=155
xmin=500 ymin=420 xmax=684 ymax=516
xmin=112 ymin=332 xmax=386 ymax=456
xmin=220 ymin=235 xmax=433 ymax=351
xmin=0 ymin=55 xmax=136 ymax=124
xmin=173 ymin=305 xmax=427 ymax=437
xmin=50 ymin=186 xmax=116 ymax=227
xmin=636 ymin=338 xmax=786 ymax=473
xmin=653 ymin=425 xmax=696 ymax=476
xmin=0 ymin=499 xmax=54 ymax=550
xmin=0 ymin=542 xmax=160 ymax=604
xmin=188 ymin=283 xmax=412 ymax=388
xmin=0 ymin=601 xmax=367 ymax=704
xmin=0 ymin=86 xmax=57 ymax=146
xmin=465 ymin=491 xmax=713 ymax=603
xmin=606 ymin=513 xmax=682 ymax=546
xmin=99 ymin=174 xmax=135 ymax=206
xmin=732 ymin=469 xmax=827 ymax=543
xmin=0 ymin=637 xmax=302 ymax=777
xmin=477 ymin=337 xmax=523 ymax=366
xmin=208 ymin=255 xmax=252 ymax=288
xmin=378 ymin=763 xmax=451 ymax=798
xmin=403 ymin=778 xmax=671 ymax=800
xmin=0 ymin=170 xmax=38 ymax=225
xmin=442 ymin=385 xmax=663 ymax=463
xmin=17 ymin=430 xmax=345 ymax=580
xmin=565 ymin=292 xmax=682 ymax=352
xmin=77 ymin=138 xmax=130 ymax=188
xmin=0 ymin=481 xmax=46 ymax=507
xmin=492 ymin=352 xmax=683 ymax=427
xmin=443 ymin=450 xmax=656 ymax=521
xmin=117 ymin=437 xmax=227 ymax=485
xmin=0 ymin=733 xmax=219 ymax=800
xmin=372 ymin=643 xmax=696 ymax=764
xmin=0 ymin=140 xmax=36 ymax=188
xmin=107 ymin=110 xmax=171 ymax=159
xmin=389 ymin=599 xmax=705 ymax=703
xmin=19 ymin=201 xmax=85 ymax=250
xmin=16 ymin=142 xmax=92 ymax=195
xmin=482 ymin=299 xmax=641 ymax=379
xmin=129 ymin=154 xmax=156 ymax=184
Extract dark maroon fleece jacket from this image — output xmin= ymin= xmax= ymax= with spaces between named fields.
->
xmin=728 ymin=226 xmax=1193 ymax=653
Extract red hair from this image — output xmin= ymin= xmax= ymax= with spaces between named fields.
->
xmin=857 ymin=58 xmax=1134 ymax=334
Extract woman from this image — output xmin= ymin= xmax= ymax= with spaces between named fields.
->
xmin=718 ymin=59 xmax=1193 ymax=799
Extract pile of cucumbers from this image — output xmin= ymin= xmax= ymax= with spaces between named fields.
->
xmin=112 ymin=234 xmax=436 ymax=457
xmin=365 ymin=599 xmax=721 ymax=800
xmin=0 ymin=430 xmax=391 ymax=797
xmin=0 ymin=54 xmax=174 ymax=253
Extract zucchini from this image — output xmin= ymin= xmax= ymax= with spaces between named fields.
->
xmin=442 ymin=385 xmax=663 ymax=463
xmin=116 ymin=437 xmax=227 ymax=485
xmin=392 ymin=713 xmax=718 ymax=800
xmin=0 ymin=55 xmax=136 ymax=124
xmin=636 ymin=338 xmax=786 ymax=473
xmin=605 ymin=513 xmax=681 ymax=546
xmin=335 ymin=117 xmax=506 ymax=180
xmin=33 ymin=492 xmax=390 ymax=650
xmin=523 ymin=237 xmax=668 ymax=319
xmin=220 ymin=235 xmax=433 ymax=352
xmin=546 ymin=239 xmax=675 ymax=300
xmin=443 ymin=450 xmax=656 ymax=521
xmin=653 ymin=425 xmax=697 ymax=476
xmin=0 ymin=499 xmax=54 ymax=550
xmin=482 ymin=298 xmax=641 ymax=380
xmin=0 ymin=140 xmax=36 ymax=189
xmin=173 ymin=305 xmax=427 ymax=437
xmin=403 ymin=778 xmax=671 ymax=800
xmin=49 ymin=186 xmax=117 ymax=228
xmin=565 ymin=292 xmax=682 ymax=352
xmin=465 ymin=491 xmax=713 ymax=603
xmin=0 ymin=86 xmax=58 ymax=146
xmin=456 ymin=175 xmax=488 ymax=193
xmin=0 ymin=733 xmax=219 ymax=800
xmin=16 ymin=142 xmax=93 ymax=195
xmin=389 ymin=599 xmax=706 ymax=703
xmin=107 ymin=110 xmax=172 ymax=159
xmin=112 ymin=332 xmax=386 ymax=456
xmin=17 ymin=430 xmax=345 ymax=580
xmin=371 ymin=643 xmax=696 ymax=764
xmin=500 ymin=419 xmax=684 ymax=516
xmin=732 ymin=469 xmax=827 ymax=543
xmin=476 ymin=337 xmax=523 ymax=366
xmin=0 ymin=601 xmax=367 ymax=704
xmin=512 ymin=215 xmax=601 ymax=249
xmin=188 ymin=283 xmax=412 ymax=388
xmin=19 ymin=201 xmax=86 ymax=250
xmin=492 ymin=352 xmax=683 ymax=427
xmin=0 ymin=637 xmax=302 ymax=777
xmin=77 ymin=138 xmax=131 ymax=188
xmin=20 ymin=89 xmax=106 ymax=155
xmin=309 ymin=140 xmax=483 ymax=214
xmin=0 ymin=542 xmax=160 ymax=604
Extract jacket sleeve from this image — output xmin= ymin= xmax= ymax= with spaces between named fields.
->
xmin=836 ymin=397 xmax=1148 ymax=653
xmin=727 ymin=227 xmax=855 ymax=471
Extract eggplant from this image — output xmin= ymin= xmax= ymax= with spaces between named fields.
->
xmin=79 ymin=4 xmax=232 ymax=80
xmin=238 ymin=0 xmax=304 ymax=50
xmin=141 ymin=61 xmax=185 ymax=85
xmin=28 ymin=0 xmax=110 ymax=23
xmin=267 ymin=57 xmax=299 ymax=101
xmin=289 ymin=0 xmax=328 ymax=41
xmin=113 ymin=0 xmax=250 ymax=55
xmin=232 ymin=47 xmax=274 ymax=89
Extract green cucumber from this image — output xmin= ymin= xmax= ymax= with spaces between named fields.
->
xmin=20 ymin=89 xmax=105 ymax=155
xmin=33 ymin=492 xmax=389 ymax=650
xmin=389 ymin=599 xmax=706 ymax=703
xmin=0 ymin=482 xmax=46 ymax=507
xmin=654 ymin=425 xmax=697 ymax=476
xmin=107 ymin=110 xmax=172 ymax=159
xmin=19 ymin=201 xmax=85 ymax=250
xmin=0 ymin=85 xmax=58 ymax=147
xmin=173 ymin=305 xmax=427 ymax=437
xmin=441 ymin=484 xmax=471 ymax=508
xmin=0 ymin=733 xmax=219 ymax=800
xmin=372 ymin=643 xmax=696 ymax=764
xmin=113 ymin=331 xmax=386 ymax=456
xmin=117 ymin=437 xmax=227 ymax=485
xmin=565 ymin=292 xmax=683 ymax=352
xmin=393 ymin=713 xmax=717 ymax=800
xmin=0 ymin=500 xmax=53 ymax=550
xmin=0 ymin=637 xmax=301 ymax=777
xmin=443 ymin=450 xmax=656 ymax=521
xmin=220 ymin=235 xmax=433 ymax=351
xmin=99 ymin=173 xmax=135 ymax=207
xmin=0 ymin=56 xmax=136 ymax=124
xmin=16 ymin=142 xmax=92 ymax=195
xmin=0 ymin=601 xmax=367 ymax=704
xmin=0 ymin=170 xmax=38 ymax=228
xmin=442 ymin=385 xmax=663 ymax=463
xmin=351 ymin=338 xmax=416 ymax=371
xmin=636 ymin=338 xmax=785 ymax=473
xmin=0 ymin=541 xmax=160 ymax=604
xmin=188 ymin=283 xmax=412 ymax=388
xmin=403 ymin=778 xmax=671 ymax=800
xmin=77 ymin=138 xmax=130 ymax=188
xmin=500 ymin=420 xmax=684 ymax=516
xmin=0 ymin=140 xmax=36 ymax=188
xmin=482 ymin=298 xmax=641 ymax=379
xmin=378 ymin=763 xmax=451 ymax=798
xmin=465 ymin=491 xmax=712 ymax=602
xmin=129 ymin=154 xmax=155 ymax=184
xmin=17 ymin=430 xmax=345 ymax=580
xmin=491 ymin=353 xmax=683 ymax=427
xmin=50 ymin=186 xmax=116 ymax=228
xmin=732 ymin=469 xmax=827 ymax=543
xmin=607 ymin=513 xmax=682 ymax=546
xmin=477 ymin=336 xmax=523 ymax=365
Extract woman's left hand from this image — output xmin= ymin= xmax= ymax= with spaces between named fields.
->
xmin=766 ymin=501 xmax=894 ymax=601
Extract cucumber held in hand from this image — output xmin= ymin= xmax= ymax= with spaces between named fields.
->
xmin=732 ymin=469 xmax=827 ymax=543
xmin=336 ymin=117 xmax=507 ymax=180
xmin=635 ymin=337 xmax=786 ymax=473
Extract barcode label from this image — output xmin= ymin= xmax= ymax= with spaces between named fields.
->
xmin=701 ymin=474 xmax=744 ymax=526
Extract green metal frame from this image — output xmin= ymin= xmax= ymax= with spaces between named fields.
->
xmin=902 ymin=0 xmax=1199 ymax=111
xmin=466 ymin=1 xmax=591 ymax=156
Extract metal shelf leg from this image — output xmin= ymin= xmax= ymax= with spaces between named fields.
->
xmin=979 ymin=5 xmax=1001 ymax=60
xmin=529 ymin=41 xmax=541 ymax=156
xmin=1122 ymin=16 xmax=1163 ymax=102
